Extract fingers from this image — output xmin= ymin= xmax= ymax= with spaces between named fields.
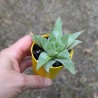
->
xmin=22 ymin=75 xmax=52 ymax=90
xmin=20 ymin=57 xmax=32 ymax=72
xmin=9 ymin=35 xmax=33 ymax=63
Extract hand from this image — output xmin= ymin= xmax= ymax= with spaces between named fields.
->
xmin=0 ymin=35 xmax=52 ymax=98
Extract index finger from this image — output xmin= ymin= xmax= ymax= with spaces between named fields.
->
xmin=9 ymin=35 xmax=33 ymax=63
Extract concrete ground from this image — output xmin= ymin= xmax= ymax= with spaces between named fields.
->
xmin=0 ymin=0 xmax=98 ymax=98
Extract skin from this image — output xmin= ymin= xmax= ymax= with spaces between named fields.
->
xmin=0 ymin=35 xmax=52 ymax=98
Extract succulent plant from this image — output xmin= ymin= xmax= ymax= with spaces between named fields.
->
xmin=32 ymin=17 xmax=83 ymax=74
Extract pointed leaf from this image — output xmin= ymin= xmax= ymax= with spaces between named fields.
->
xmin=33 ymin=34 xmax=43 ymax=48
xmin=55 ymin=40 xmax=65 ymax=52
xmin=48 ymin=32 xmax=56 ymax=43
xmin=67 ymin=30 xmax=83 ymax=48
xmin=52 ymin=17 xmax=62 ymax=39
xmin=38 ymin=36 xmax=48 ymax=50
xmin=44 ymin=60 xmax=56 ymax=72
xmin=53 ymin=17 xmax=62 ymax=37
xmin=33 ymin=34 xmax=48 ymax=50
xmin=37 ymin=52 xmax=51 ymax=70
xmin=56 ymin=58 xmax=77 ymax=74
xmin=67 ymin=40 xmax=82 ymax=50
xmin=57 ymin=49 xmax=70 ymax=59
xmin=61 ymin=33 xmax=69 ymax=48
xmin=45 ymin=41 xmax=58 ymax=57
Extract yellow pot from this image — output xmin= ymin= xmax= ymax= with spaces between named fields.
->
xmin=31 ymin=34 xmax=73 ymax=79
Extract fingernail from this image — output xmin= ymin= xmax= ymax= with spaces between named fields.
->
xmin=45 ymin=78 xmax=52 ymax=86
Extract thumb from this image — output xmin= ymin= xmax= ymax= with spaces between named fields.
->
xmin=22 ymin=75 xmax=52 ymax=90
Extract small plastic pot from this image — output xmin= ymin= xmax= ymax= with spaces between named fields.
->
xmin=31 ymin=34 xmax=73 ymax=79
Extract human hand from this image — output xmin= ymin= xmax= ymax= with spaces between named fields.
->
xmin=0 ymin=35 xmax=52 ymax=98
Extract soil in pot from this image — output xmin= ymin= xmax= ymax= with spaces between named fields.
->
xmin=33 ymin=44 xmax=62 ymax=67
xmin=32 ymin=37 xmax=72 ymax=67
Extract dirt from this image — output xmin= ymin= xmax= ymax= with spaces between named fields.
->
xmin=0 ymin=0 xmax=98 ymax=98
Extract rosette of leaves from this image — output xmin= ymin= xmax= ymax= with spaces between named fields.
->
xmin=32 ymin=17 xmax=83 ymax=74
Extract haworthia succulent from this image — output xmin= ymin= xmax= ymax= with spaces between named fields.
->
xmin=32 ymin=17 xmax=83 ymax=74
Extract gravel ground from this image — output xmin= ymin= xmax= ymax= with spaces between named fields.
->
xmin=0 ymin=0 xmax=98 ymax=98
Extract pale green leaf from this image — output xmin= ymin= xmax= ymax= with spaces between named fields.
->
xmin=37 ymin=52 xmax=51 ymax=70
xmin=67 ymin=40 xmax=82 ymax=50
xmin=33 ymin=34 xmax=48 ymax=50
xmin=56 ymin=58 xmax=77 ymax=74
xmin=57 ymin=49 xmax=70 ymax=59
xmin=49 ymin=17 xmax=62 ymax=40
xmin=44 ymin=41 xmax=58 ymax=57
xmin=38 ymin=36 xmax=48 ymax=50
xmin=61 ymin=33 xmax=69 ymax=48
xmin=55 ymin=40 xmax=65 ymax=52
xmin=48 ymin=32 xmax=56 ymax=43
xmin=33 ymin=35 xmax=43 ymax=48
xmin=44 ymin=60 xmax=56 ymax=72
xmin=67 ymin=30 xmax=83 ymax=48
xmin=48 ymin=51 xmax=58 ymax=57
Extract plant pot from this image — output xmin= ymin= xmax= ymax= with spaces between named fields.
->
xmin=31 ymin=34 xmax=73 ymax=79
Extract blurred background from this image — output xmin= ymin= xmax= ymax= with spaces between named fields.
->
xmin=0 ymin=0 xmax=98 ymax=98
